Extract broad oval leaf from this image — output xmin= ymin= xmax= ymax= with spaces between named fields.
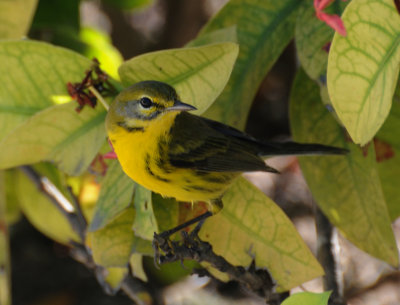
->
xmin=89 ymin=161 xmax=135 ymax=231
xmin=0 ymin=40 xmax=93 ymax=141
xmin=327 ymin=0 xmax=400 ymax=145
xmin=132 ymin=185 xmax=157 ymax=240
xmin=15 ymin=166 xmax=79 ymax=244
xmin=290 ymin=69 xmax=398 ymax=266
xmin=0 ymin=0 xmax=37 ymax=39
xmin=199 ymin=0 xmax=303 ymax=127
xmin=282 ymin=292 xmax=331 ymax=305
xmin=200 ymin=177 xmax=324 ymax=292
xmin=118 ymin=42 xmax=239 ymax=114
xmin=0 ymin=102 xmax=106 ymax=176
xmin=89 ymin=207 xmax=136 ymax=267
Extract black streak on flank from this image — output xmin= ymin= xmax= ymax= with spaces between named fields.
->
xmin=145 ymin=153 xmax=170 ymax=183
xmin=156 ymin=136 xmax=172 ymax=173
xmin=117 ymin=121 xmax=145 ymax=132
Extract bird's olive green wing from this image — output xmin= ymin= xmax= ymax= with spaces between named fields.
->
xmin=168 ymin=112 xmax=278 ymax=173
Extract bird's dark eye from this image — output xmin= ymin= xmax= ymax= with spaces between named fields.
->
xmin=139 ymin=97 xmax=153 ymax=108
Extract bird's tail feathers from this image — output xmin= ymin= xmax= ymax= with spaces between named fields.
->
xmin=258 ymin=142 xmax=348 ymax=157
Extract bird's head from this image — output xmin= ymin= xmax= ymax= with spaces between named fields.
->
xmin=106 ymin=80 xmax=196 ymax=132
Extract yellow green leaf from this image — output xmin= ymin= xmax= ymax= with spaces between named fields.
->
xmin=103 ymin=267 xmax=128 ymax=292
xmin=290 ymin=69 xmax=398 ymax=266
xmin=327 ymin=0 xmax=400 ymax=145
xmin=90 ymin=207 xmax=136 ymax=267
xmin=0 ymin=102 xmax=106 ymax=176
xmin=118 ymin=42 xmax=239 ymax=114
xmin=15 ymin=167 xmax=79 ymax=244
xmin=0 ymin=40 xmax=93 ymax=141
xmin=89 ymin=161 xmax=135 ymax=231
xmin=200 ymin=177 xmax=324 ymax=291
xmin=133 ymin=186 xmax=158 ymax=240
xmin=0 ymin=0 xmax=37 ymax=39
xmin=80 ymin=27 xmax=123 ymax=80
xmin=130 ymin=254 xmax=147 ymax=282
xmin=198 ymin=0 xmax=303 ymax=127
xmin=282 ymin=292 xmax=331 ymax=305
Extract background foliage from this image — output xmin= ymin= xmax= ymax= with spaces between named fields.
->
xmin=1 ymin=0 xmax=399 ymax=305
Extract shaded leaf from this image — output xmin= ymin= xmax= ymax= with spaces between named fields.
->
xmin=130 ymin=254 xmax=147 ymax=282
xmin=15 ymin=166 xmax=79 ymax=244
xmin=0 ymin=0 xmax=37 ymax=39
xmin=327 ymin=0 xmax=400 ymax=145
xmin=0 ymin=102 xmax=106 ymax=176
xmin=118 ymin=42 xmax=239 ymax=114
xmin=282 ymin=291 xmax=331 ymax=305
xmin=152 ymin=193 xmax=179 ymax=233
xmin=200 ymin=177 xmax=324 ymax=291
xmin=376 ymin=94 xmax=400 ymax=220
xmin=4 ymin=170 xmax=22 ymax=224
xmin=290 ymin=69 xmax=398 ymax=266
xmin=133 ymin=186 xmax=158 ymax=240
xmin=89 ymin=161 xmax=135 ymax=231
xmin=90 ymin=207 xmax=136 ymax=267
xmin=198 ymin=0 xmax=303 ymax=127
xmin=0 ymin=40 xmax=93 ymax=141
xmin=0 ymin=171 xmax=11 ymax=305
xmin=104 ymin=267 xmax=128 ymax=292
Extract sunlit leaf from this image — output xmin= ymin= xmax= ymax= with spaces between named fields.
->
xmin=282 ymin=291 xmax=331 ymax=305
xmin=0 ymin=40 xmax=93 ymax=141
xmin=290 ymin=69 xmax=398 ymax=266
xmin=104 ymin=267 xmax=128 ymax=292
xmin=0 ymin=0 xmax=37 ymax=39
xmin=200 ymin=178 xmax=324 ymax=291
xmin=118 ymin=42 xmax=239 ymax=114
xmin=198 ymin=0 xmax=303 ymax=128
xmin=0 ymin=102 xmax=106 ymax=176
xmin=90 ymin=207 xmax=136 ymax=267
xmin=327 ymin=0 xmax=400 ymax=145
xmin=80 ymin=27 xmax=124 ymax=79
xmin=89 ymin=161 xmax=135 ymax=231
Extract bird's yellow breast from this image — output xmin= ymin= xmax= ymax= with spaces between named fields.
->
xmin=107 ymin=112 xmax=234 ymax=202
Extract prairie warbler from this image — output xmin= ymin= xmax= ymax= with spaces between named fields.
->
xmin=106 ymin=81 xmax=346 ymax=219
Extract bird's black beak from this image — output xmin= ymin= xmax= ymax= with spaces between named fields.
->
xmin=167 ymin=100 xmax=197 ymax=112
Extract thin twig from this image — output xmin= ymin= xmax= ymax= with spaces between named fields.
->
xmin=314 ymin=204 xmax=347 ymax=305
xmin=19 ymin=165 xmax=157 ymax=304
xmin=89 ymin=86 xmax=110 ymax=111
xmin=153 ymin=222 xmax=281 ymax=304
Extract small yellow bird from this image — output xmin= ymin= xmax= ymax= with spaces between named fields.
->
xmin=106 ymin=80 xmax=346 ymax=216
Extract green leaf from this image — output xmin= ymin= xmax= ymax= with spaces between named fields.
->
xmin=376 ymin=93 xmax=400 ymax=221
xmin=15 ymin=166 xmax=79 ymax=244
xmin=118 ymin=42 xmax=239 ymax=114
xmin=186 ymin=26 xmax=238 ymax=48
xmin=0 ymin=171 xmax=11 ymax=305
xmin=0 ymin=0 xmax=37 ymax=39
xmin=290 ymin=69 xmax=398 ymax=266
xmin=295 ymin=2 xmax=334 ymax=80
xmin=103 ymin=267 xmax=128 ymax=292
xmin=80 ymin=27 xmax=124 ymax=79
xmin=130 ymin=254 xmax=147 ymax=282
xmin=102 ymin=0 xmax=154 ymax=10
xmin=89 ymin=161 xmax=135 ymax=231
xmin=0 ymin=102 xmax=106 ymax=176
xmin=198 ymin=0 xmax=303 ymax=127
xmin=152 ymin=193 xmax=179 ymax=233
xmin=200 ymin=177 xmax=324 ymax=292
xmin=0 ymin=40 xmax=93 ymax=141
xmin=282 ymin=292 xmax=331 ymax=305
xmin=133 ymin=185 xmax=158 ymax=240
xmin=90 ymin=207 xmax=136 ymax=267
xmin=327 ymin=0 xmax=400 ymax=145
xmin=4 ymin=170 xmax=22 ymax=224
